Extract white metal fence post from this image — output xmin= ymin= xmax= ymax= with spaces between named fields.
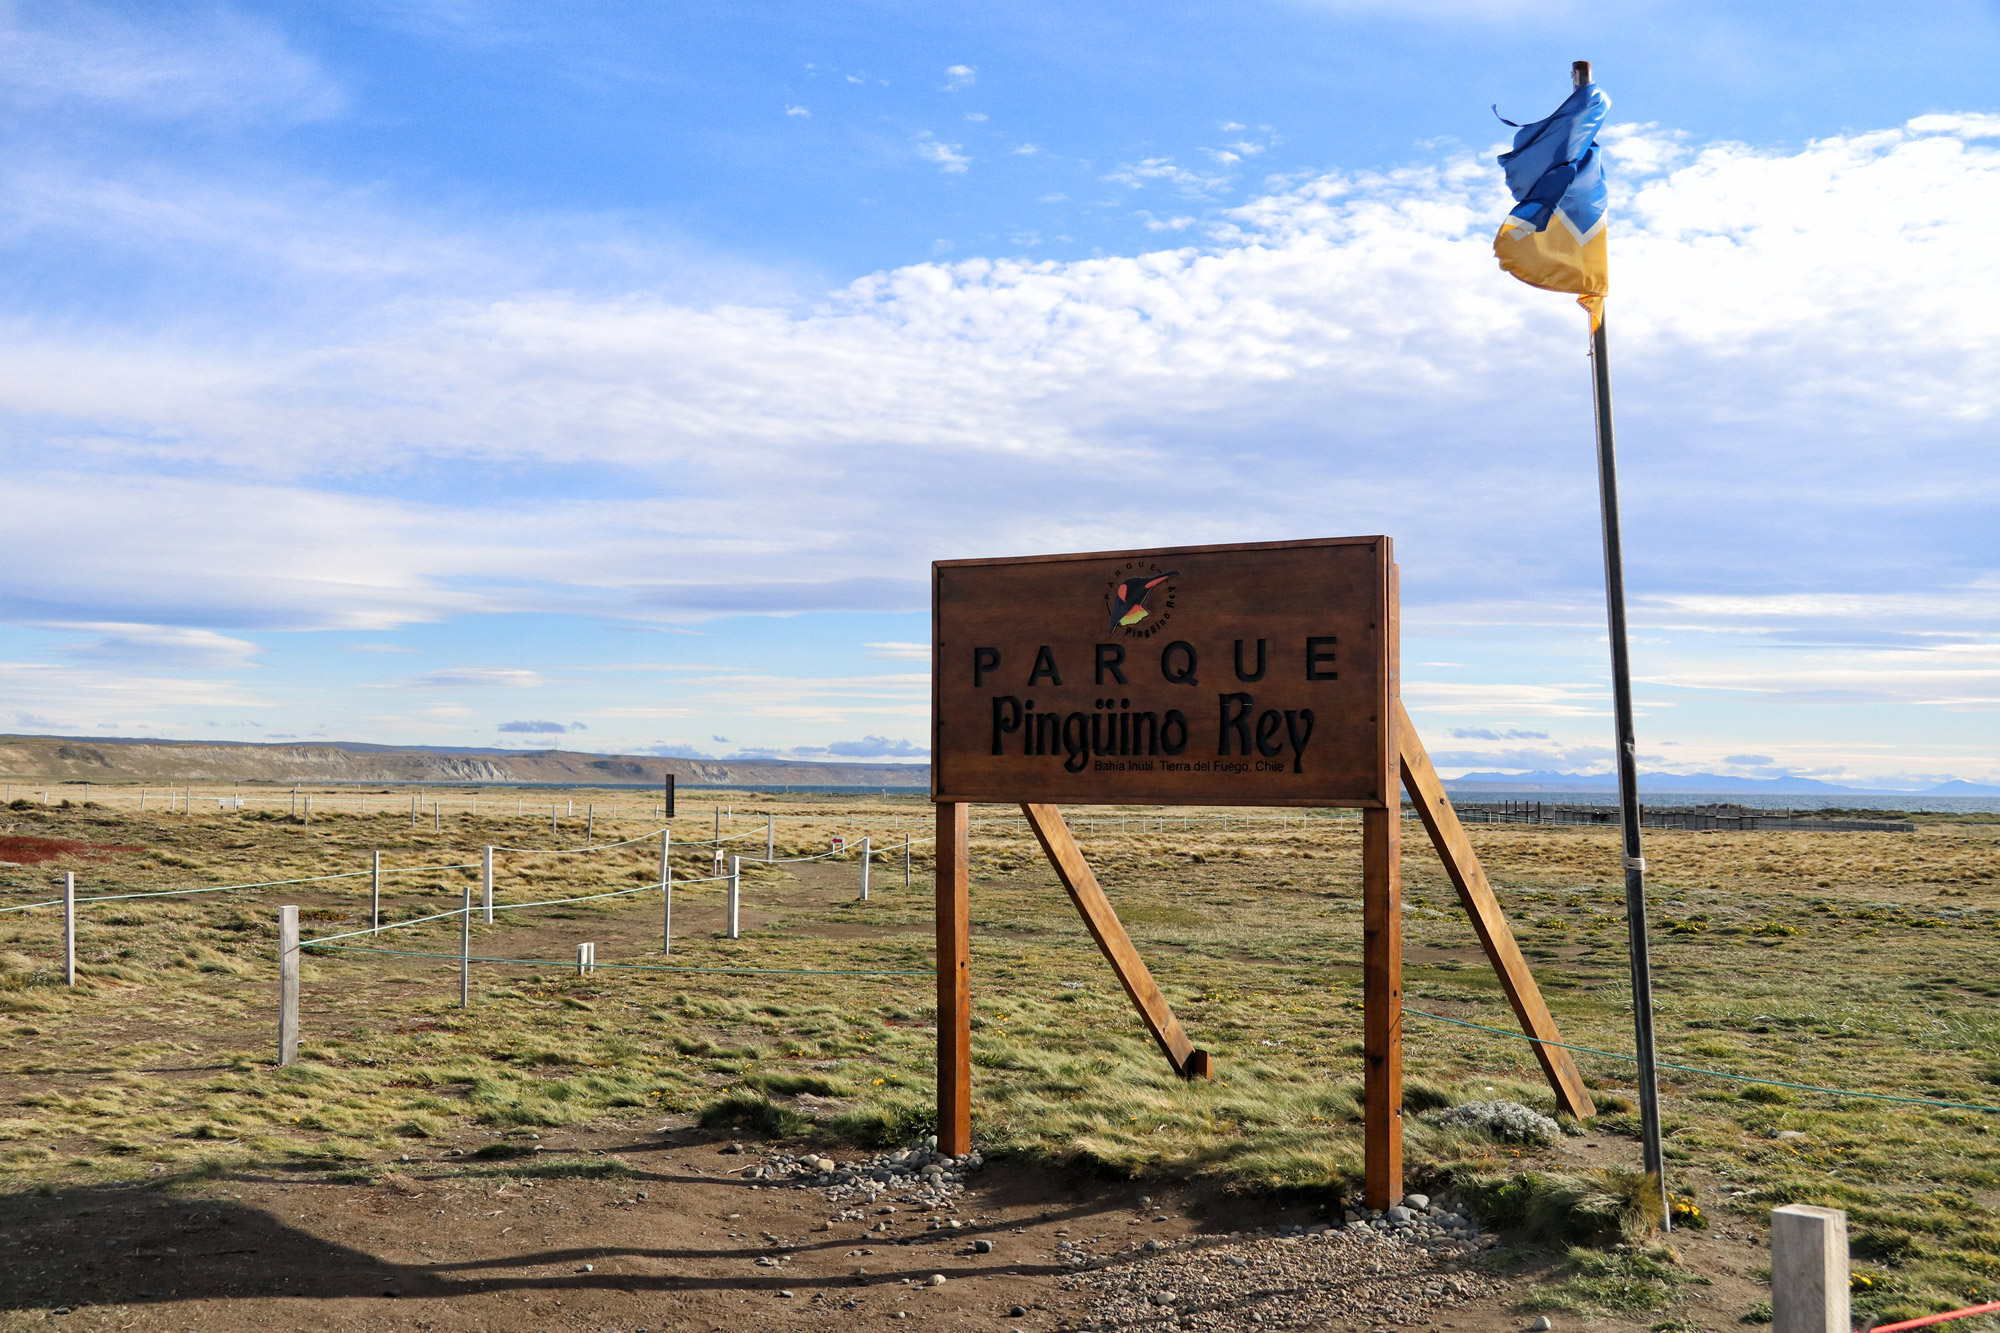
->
xmin=433 ymin=800 xmax=441 ymax=832
xmin=660 ymin=829 xmax=673 ymax=955
xmin=767 ymin=814 xmax=775 ymax=861
xmin=62 ymin=872 xmax=76 ymax=986
xmin=577 ymin=942 xmax=595 ymax=975
xmin=459 ymin=881 xmax=472 ymax=1008
xmin=482 ymin=846 xmax=494 ymax=924
xmin=728 ymin=856 xmax=741 ymax=939
xmin=1771 ymin=1204 xmax=1849 ymax=1333
xmin=305 ymin=795 xmax=312 ymax=825
xmin=904 ymin=836 xmax=912 ymax=887
xmin=278 ymin=905 xmax=299 ymax=1066
xmin=860 ymin=836 xmax=871 ymax=901
xmin=371 ymin=850 xmax=382 ymax=933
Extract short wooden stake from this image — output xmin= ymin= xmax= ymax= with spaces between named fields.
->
xmin=727 ymin=856 xmax=741 ymax=939
xmin=278 ymin=905 xmax=299 ymax=1066
xmin=767 ymin=814 xmax=775 ymax=861
xmin=62 ymin=872 xmax=76 ymax=987
xmin=551 ymin=804 xmax=558 ymax=836
xmin=304 ymin=795 xmax=311 ymax=825
xmin=860 ymin=836 xmax=871 ymax=900
xmin=1771 ymin=1204 xmax=1849 ymax=1333
xmin=587 ymin=805 xmax=595 ymax=843
xmin=459 ymin=881 xmax=472 ymax=1008
xmin=433 ymin=800 xmax=441 ymax=832
xmin=660 ymin=830 xmax=673 ymax=955
xmin=482 ymin=846 xmax=495 ymax=923
xmin=904 ymin=836 xmax=912 ymax=887
xmin=370 ymin=850 xmax=382 ymax=932
xmin=936 ymin=803 xmax=972 ymax=1156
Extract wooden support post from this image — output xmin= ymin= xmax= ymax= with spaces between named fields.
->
xmin=62 ymin=872 xmax=76 ymax=987
xmin=277 ymin=905 xmax=299 ymax=1066
xmin=587 ymin=805 xmax=595 ymax=843
xmin=767 ymin=814 xmax=775 ymax=862
xmin=935 ymin=802 xmax=971 ymax=1155
xmin=1771 ymin=1204 xmax=1849 ymax=1333
xmin=904 ymin=836 xmax=912 ymax=887
xmin=1363 ymin=804 xmax=1403 ymax=1209
xmin=1021 ymin=803 xmax=1211 ymax=1080
xmin=1398 ymin=702 xmax=1596 ymax=1118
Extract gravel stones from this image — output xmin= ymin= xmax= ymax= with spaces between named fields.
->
xmin=1422 ymin=1099 xmax=1564 ymax=1145
xmin=1060 ymin=1227 xmax=1495 ymax=1331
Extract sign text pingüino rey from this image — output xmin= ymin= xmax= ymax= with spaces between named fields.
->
xmin=932 ymin=537 xmax=1395 ymax=808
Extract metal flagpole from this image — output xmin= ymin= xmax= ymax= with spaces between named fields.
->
xmin=1577 ymin=56 xmax=1668 ymax=1221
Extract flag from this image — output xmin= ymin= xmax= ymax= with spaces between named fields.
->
xmin=1495 ymin=82 xmax=1610 ymax=328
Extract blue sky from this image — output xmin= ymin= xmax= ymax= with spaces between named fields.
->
xmin=1 ymin=1 xmax=1996 ymax=788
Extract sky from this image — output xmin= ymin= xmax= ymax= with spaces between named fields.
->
xmin=0 ymin=0 xmax=1997 ymax=789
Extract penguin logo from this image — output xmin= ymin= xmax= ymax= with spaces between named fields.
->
xmin=1104 ymin=564 xmax=1180 ymax=637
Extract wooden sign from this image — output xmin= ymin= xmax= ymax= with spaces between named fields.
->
xmin=932 ymin=537 xmax=1395 ymax=808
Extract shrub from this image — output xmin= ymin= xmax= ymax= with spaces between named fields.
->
xmin=697 ymin=1092 xmax=810 ymax=1137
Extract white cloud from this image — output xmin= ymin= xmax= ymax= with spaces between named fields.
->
xmin=965 ymin=112 xmax=987 ymax=122
xmin=399 ymin=667 xmax=549 ymax=689
xmin=1012 ymin=143 xmax=1040 ymax=156
xmin=863 ymin=642 xmax=931 ymax=661
xmin=0 ymin=110 xmax=1996 ymax=778
xmin=914 ymin=133 xmax=970 ymax=173
xmin=0 ymin=3 xmax=343 ymax=123
xmin=1138 ymin=211 xmax=1198 ymax=232
xmin=784 ymin=104 xmax=810 ymax=117
xmin=1101 ymin=157 xmax=1232 ymax=196
xmin=942 ymin=64 xmax=975 ymax=91
xmin=48 ymin=623 xmax=262 ymax=670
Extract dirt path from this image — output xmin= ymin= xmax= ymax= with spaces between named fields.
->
xmin=0 ymin=1123 xmax=1773 ymax=1333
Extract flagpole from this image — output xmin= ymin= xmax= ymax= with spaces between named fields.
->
xmin=1574 ymin=57 xmax=1669 ymax=1225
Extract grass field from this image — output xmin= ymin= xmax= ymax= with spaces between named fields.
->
xmin=2 ymin=788 xmax=1998 ymax=1327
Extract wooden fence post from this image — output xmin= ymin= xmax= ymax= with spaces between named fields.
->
xmin=278 ymin=905 xmax=299 ymax=1066
xmin=727 ymin=856 xmax=741 ymax=939
xmin=904 ymin=836 xmax=912 ymax=887
xmin=482 ymin=846 xmax=494 ymax=924
xmin=860 ymin=837 xmax=871 ymax=901
xmin=767 ymin=814 xmax=775 ymax=862
xmin=661 ymin=829 xmax=673 ymax=955
xmin=63 ymin=872 xmax=76 ymax=987
xmin=370 ymin=850 xmax=382 ymax=933
xmin=1771 ymin=1205 xmax=1849 ymax=1333
xmin=587 ymin=805 xmax=595 ymax=843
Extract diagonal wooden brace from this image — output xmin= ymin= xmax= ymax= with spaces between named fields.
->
xmin=1397 ymin=701 xmax=1596 ymax=1119
xmin=1022 ymin=803 xmax=1212 ymax=1080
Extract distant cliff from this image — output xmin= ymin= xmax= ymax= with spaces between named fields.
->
xmin=0 ymin=735 xmax=928 ymax=789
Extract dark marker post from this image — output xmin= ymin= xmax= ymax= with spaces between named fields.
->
xmin=1576 ymin=56 xmax=1669 ymax=1222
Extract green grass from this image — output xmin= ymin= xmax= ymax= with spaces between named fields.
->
xmin=1 ymin=792 xmax=1998 ymax=1323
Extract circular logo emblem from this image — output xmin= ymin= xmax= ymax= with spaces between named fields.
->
xmin=1102 ymin=562 xmax=1180 ymax=639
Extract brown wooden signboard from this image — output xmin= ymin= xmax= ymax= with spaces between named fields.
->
xmin=933 ymin=537 xmax=1394 ymax=808
xmin=929 ymin=536 xmax=1595 ymax=1211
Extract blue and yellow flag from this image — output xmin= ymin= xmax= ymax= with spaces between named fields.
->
xmin=1495 ymin=82 xmax=1609 ymax=328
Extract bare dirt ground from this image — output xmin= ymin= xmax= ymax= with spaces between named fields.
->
xmin=0 ymin=1128 xmax=1772 ymax=1333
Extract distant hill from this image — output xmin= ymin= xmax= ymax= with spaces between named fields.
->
xmin=1925 ymin=779 xmax=2000 ymax=795
xmin=1444 ymin=769 xmax=1913 ymax=795
xmin=0 ymin=734 xmax=929 ymax=790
